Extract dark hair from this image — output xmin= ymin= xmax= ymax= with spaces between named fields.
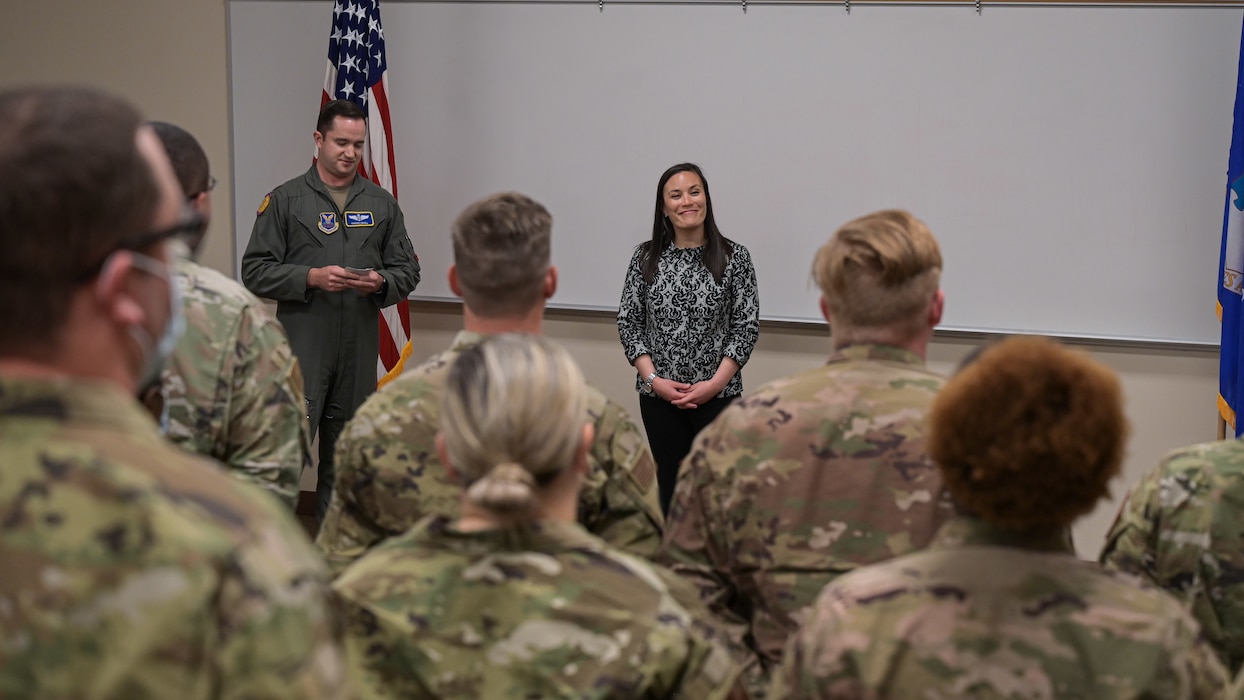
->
xmin=149 ymin=121 xmax=209 ymax=197
xmin=317 ymin=99 xmax=367 ymax=135
xmin=928 ymin=336 xmax=1127 ymax=530
xmin=0 ymin=86 xmax=160 ymax=357
xmin=640 ymin=162 xmax=733 ymax=285
xmin=149 ymin=121 xmax=210 ymax=251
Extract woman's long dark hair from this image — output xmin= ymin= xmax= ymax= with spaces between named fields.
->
xmin=640 ymin=162 xmax=733 ymax=285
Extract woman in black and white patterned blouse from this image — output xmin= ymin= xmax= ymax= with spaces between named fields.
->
xmin=616 ymin=162 xmax=760 ymax=515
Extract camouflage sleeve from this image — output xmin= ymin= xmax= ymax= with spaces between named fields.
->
xmin=1183 ymin=635 xmax=1236 ymax=699
xmin=658 ymin=422 xmax=764 ymax=693
xmin=215 ymin=517 xmax=354 ymax=699
xmin=1100 ymin=453 xmax=1244 ymax=674
xmin=652 ymin=568 xmax=753 ymax=700
xmin=765 ymin=598 xmax=840 ymax=700
xmin=766 ymin=584 xmax=897 ymax=700
xmin=1151 ymin=606 xmax=1234 ymax=698
xmin=218 ymin=302 xmax=310 ymax=507
xmin=334 ymin=582 xmax=434 ymax=700
xmin=1098 ymin=466 xmax=1164 ymax=580
xmin=579 ymin=398 xmax=664 ymax=558
xmin=316 ymin=424 xmax=391 ymax=577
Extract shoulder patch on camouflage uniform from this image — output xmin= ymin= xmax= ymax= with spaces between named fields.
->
xmin=630 ymin=457 xmax=656 ymax=494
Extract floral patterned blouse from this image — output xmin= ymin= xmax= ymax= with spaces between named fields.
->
xmin=616 ymin=240 xmax=760 ymax=398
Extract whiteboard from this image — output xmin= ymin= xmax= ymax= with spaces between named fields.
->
xmin=229 ymin=0 xmax=1240 ymax=345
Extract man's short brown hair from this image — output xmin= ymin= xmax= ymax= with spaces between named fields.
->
xmin=316 ymin=99 xmax=366 ymax=135
xmin=812 ymin=209 xmax=942 ymax=343
xmin=451 ymin=192 xmax=552 ymax=318
xmin=0 ymin=86 xmax=160 ymax=356
xmin=928 ymin=336 xmax=1128 ymax=530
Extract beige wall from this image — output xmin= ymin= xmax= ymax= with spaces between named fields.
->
xmin=2 ymin=0 xmax=1222 ymax=559
xmin=0 ymin=0 xmax=235 ymax=276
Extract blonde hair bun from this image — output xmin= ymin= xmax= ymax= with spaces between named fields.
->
xmin=465 ymin=462 xmax=538 ymax=515
xmin=441 ymin=334 xmax=589 ymax=522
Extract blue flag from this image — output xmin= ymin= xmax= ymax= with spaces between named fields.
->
xmin=1219 ymin=15 xmax=1244 ymax=436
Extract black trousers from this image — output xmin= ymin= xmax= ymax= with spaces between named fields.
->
xmin=639 ymin=394 xmax=737 ymax=517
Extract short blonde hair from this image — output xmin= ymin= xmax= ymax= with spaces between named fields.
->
xmin=928 ymin=336 xmax=1127 ymax=530
xmin=812 ymin=209 xmax=942 ymax=342
xmin=451 ymin=192 xmax=552 ymax=318
xmin=441 ymin=333 xmax=588 ymax=518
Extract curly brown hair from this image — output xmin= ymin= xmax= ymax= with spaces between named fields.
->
xmin=928 ymin=336 xmax=1128 ymax=530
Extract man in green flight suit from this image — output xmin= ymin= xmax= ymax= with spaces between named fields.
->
xmin=242 ymin=99 xmax=420 ymax=522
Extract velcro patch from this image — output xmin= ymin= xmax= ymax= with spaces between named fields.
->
xmin=318 ymin=212 xmax=339 ymax=234
xmin=630 ymin=456 xmax=657 ymax=494
xmin=344 ymin=211 xmax=374 ymax=227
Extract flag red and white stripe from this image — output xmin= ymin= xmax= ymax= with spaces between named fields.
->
xmin=321 ymin=0 xmax=411 ymax=384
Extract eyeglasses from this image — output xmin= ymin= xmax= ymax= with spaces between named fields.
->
xmin=187 ymin=175 xmax=217 ymax=201
xmin=74 ymin=209 xmax=207 ymax=282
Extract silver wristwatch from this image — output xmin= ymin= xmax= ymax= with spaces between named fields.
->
xmin=642 ymin=372 xmax=658 ymax=392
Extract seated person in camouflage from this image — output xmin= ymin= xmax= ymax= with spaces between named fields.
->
xmin=770 ymin=336 xmax=1231 ymax=699
xmin=1101 ymin=418 xmax=1244 ymax=674
xmin=150 ymin=121 xmax=311 ymax=505
xmin=658 ymin=209 xmax=953 ymax=695
xmin=333 ymin=334 xmax=746 ymax=699
xmin=0 ymin=86 xmax=347 ymax=697
xmin=317 ymin=191 xmax=662 ymax=573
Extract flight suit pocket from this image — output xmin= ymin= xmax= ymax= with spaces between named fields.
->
xmin=349 ymin=211 xmax=390 ymax=266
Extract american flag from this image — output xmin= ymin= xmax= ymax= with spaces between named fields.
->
xmin=322 ymin=0 xmax=411 ymax=384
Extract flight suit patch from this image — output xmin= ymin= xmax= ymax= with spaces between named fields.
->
xmin=318 ymin=212 xmax=339 ymax=234
xmin=344 ymin=211 xmax=374 ymax=227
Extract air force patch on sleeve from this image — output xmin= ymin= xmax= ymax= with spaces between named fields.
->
xmin=318 ymin=212 xmax=339 ymax=234
xmin=256 ymin=193 xmax=271 ymax=216
xmin=345 ymin=211 xmax=375 ymax=227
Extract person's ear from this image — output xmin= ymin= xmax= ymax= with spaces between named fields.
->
xmin=928 ymin=289 xmax=945 ymax=328
xmin=313 ymin=130 xmax=325 ymax=149
xmin=448 ymin=265 xmax=463 ymax=299
xmin=96 ymin=253 xmax=147 ymax=327
xmin=544 ymin=266 xmax=558 ymax=300
xmin=190 ymin=190 xmax=211 ymax=220
xmin=435 ymin=432 xmax=459 ymax=482
xmin=572 ymin=423 xmax=595 ymax=476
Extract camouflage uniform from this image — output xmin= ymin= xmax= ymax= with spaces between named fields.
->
xmin=769 ymin=517 xmax=1232 ymax=699
xmin=333 ymin=515 xmax=741 ymax=699
xmin=659 ymin=343 xmax=952 ymax=697
xmin=162 ymin=256 xmax=311 ymax=505
xmin=316 ymin=331 xmax=664 ymax=574
xmin=1100 ymin=438 xmax=1244 ymax=675
xmin=0 ymin=376 xmax=348 ymax=699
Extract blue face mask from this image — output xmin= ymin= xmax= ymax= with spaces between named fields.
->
xmin=125 ymin=249 xmax=186 ymax=391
